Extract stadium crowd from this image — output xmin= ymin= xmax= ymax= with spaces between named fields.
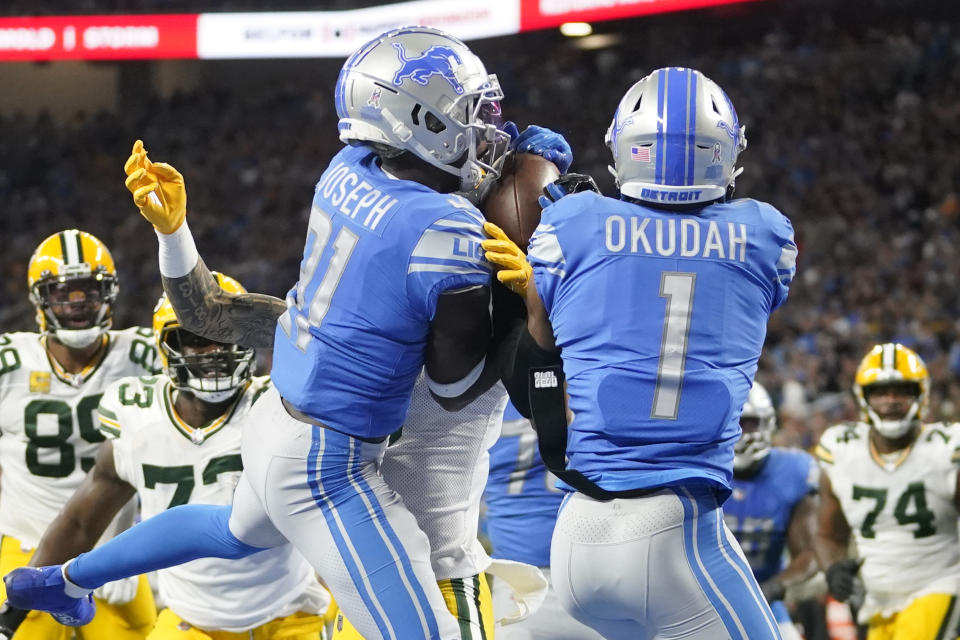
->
xmin=2 ymin=0 xmax=959 ymax=452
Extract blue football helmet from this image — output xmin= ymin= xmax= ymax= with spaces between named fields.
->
xmin=605 ymin=67 xmax=747 ymax=205
xmin=335 ymin=25 xmax=509 ymax=191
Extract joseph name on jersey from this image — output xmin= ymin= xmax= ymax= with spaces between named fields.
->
xmin=271 ymin=145 xmax=491 ymax=440
xmin=101 ymin=374 xmax=323 ymax=632
xmin=816 ymin=421 xmax=960 ymax=618
xmin=0 ymin=327 xmax=158 ymax=547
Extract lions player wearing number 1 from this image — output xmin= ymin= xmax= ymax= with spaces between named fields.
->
xmin=0 ymin=230 xmax=158 ymax=639
xmin=484 ymin=67 xmax=797 ymax=639
xmin=814 ymin=343 xmax=960 ymax=640
xmin=19 ymin=277 xmax=329 ymax=640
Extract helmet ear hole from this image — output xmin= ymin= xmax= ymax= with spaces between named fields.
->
xmin=411 ymin=104 xmax=421 ymax=125
xmin=424 ymin=112 xmax=446 ymax=134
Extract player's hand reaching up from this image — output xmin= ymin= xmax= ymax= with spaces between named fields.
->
xmin=503 ymin=122 xmax=573 ymax=173
xmin=123 ymin=139 xmax=187 ymax=234
xmin=482 ymin=222 xmax=532 ymax=296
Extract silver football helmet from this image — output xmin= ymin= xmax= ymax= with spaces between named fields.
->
xmin=605 ymin=67 xmax=747 ymax=205
xmin=335 ymin=25 xmax=509 ymax=190
xmin=734 ymin=381 xmax=776 ymax=472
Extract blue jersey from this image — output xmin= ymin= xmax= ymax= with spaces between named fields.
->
xmin=272 ymin=145 xmax=491 ymax=439
xmin=527 ymin=192 xmax=796 ymax=493
xmin=723 ymin=448 xmax=819 ymax=583
xmin=484 ymin=401 xmax=563 ymax=567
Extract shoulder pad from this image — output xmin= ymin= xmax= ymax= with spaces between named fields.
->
xmin=816 ymin=423 xmax=864 ymax=463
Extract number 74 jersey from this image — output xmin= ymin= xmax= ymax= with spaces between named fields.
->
xmin=815 ymin=422 xmax=960 ymax=618
xmin=0 ymin=328 xmax=158 ymax=548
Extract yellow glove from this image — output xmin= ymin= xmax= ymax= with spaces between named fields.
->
xmin=123 ymin=139 xmax=187 ymax=234
xmin=481 ymin=222 xmax=533 ymax=296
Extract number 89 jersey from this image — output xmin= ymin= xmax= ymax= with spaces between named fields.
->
xmin=0 ymin=328 xmax=158 ymax=548
xmin=816 ymin=422 xmax=960 ymax=617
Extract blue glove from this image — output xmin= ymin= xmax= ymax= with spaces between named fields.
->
xmin=3 ymin=565 xmax=95 ymax=626
xmin=503 ymin=121 xmax=573 ymax=173
xmin=537 ymin=173 xmax=600 ymax=210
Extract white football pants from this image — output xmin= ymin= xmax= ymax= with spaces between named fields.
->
xmin=492 ymin=567 xmax=605 ymax=640
xmin=227 ymin=386 xmax=462 ymax=640
xmin=550 ymin=486 xmax=782 ymax=640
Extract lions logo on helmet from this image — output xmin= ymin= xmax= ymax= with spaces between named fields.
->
xmin=335 ymin=25 xmax=509 ymax=190
xmin=27 ymin=229 xmax=119 ymax=349
xmin=153 ymin=272 xmax=254 ymax=404
xmin=853 ymin=343 xmax=929 ymax=440
xmin=733 ymin=381 xmax=776 ymax=473
xmin=605 ymin=67 xmax=747 ymax=206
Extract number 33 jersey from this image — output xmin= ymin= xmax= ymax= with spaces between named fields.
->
xmin=816 ymin=422 xmax=960 ymax=618
xmin=100 ymin=375 xmax=322 ymax=631
xmin=0 ymin=328 xmax=158 ymax=548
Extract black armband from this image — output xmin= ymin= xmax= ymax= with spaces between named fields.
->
xmin=498 ymin=324 xmax=562 ymax=418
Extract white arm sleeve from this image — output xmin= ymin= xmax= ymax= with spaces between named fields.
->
xmin=156 ymin=220 xmax=200 ymax=278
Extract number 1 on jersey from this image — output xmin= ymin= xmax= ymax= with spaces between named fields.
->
xmin=652 ymin=272 xmax=696 ymax=420
xmin=279 ymin=205 xmax=359 ymax=352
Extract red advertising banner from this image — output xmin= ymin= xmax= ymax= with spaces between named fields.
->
xmin=0 ymin=14 xmax=198 ymax=60
xmin=519 ymin=0 xmax=757 ymax=31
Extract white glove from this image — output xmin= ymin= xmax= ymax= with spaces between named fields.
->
xmin=93 ymin=576 xmax=139 ymax=606
xmin=485 ymin=559 xmax=548 ymax=626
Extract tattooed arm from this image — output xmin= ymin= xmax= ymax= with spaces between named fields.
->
xmin=161 ymin=258 xmax=286 ymax=349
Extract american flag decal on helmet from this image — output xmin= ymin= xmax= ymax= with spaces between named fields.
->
xmin=631 ymin=146 xmax=651 ymax=162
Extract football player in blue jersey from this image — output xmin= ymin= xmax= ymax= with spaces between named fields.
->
xmin=723 ymin=381 xmax=820 ymax=640
xmin=3 ymin=26 xmax=571 ymax=640
xmin=483 ymin=67 xmax=798 ymax=639
xmin=484 ymin=400 xmax=604 ymax=639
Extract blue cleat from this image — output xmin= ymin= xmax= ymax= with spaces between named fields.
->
xmin=3 ymin=566 xmax=95 ymax=626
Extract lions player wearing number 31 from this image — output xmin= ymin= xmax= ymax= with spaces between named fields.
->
xmin=4 ymin=25 xmax=572 ymax=640
xmin=485 ymin=67 xmax=798 ymax=639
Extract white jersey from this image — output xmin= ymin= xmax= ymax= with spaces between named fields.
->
xmin=0 ymin=328 xmax=158 ymax=547
xmin=382 ymin=374 xmax=508 ymax=580
xmin=816 ymin=421 xmax=960 ymax=619
xmin=102 ymin=375 xmax=326 ymax=632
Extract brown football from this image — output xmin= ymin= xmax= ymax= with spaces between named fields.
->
xmin=482 ymin=152 xmax=561 ymax=251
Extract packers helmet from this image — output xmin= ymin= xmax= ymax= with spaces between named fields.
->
xmin=27 ymin=229 xmax=118 ymax=349
xmin=734 ymin=381 xmax=777 ymax=472
xmin=853 ymin=343 xmax=929 ymax=439
xmin=153 ymin=272 xmax=254 ymax=403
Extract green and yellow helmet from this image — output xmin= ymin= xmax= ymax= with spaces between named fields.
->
xmin=153 ymin=272 xmax=254 ymax=403
xmin=853 ymin=343 xmax=929 ymax=439
xmin=27 ymin=229 xmax=118 ymax=349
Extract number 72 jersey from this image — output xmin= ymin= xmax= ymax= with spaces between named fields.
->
xmin=815 ymin=422 xmax=960 ymax=614
xmin=0 ymin=328 xmax=158 ymax=548
xmin=101 ymin=375 xmax=318 ymax=631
